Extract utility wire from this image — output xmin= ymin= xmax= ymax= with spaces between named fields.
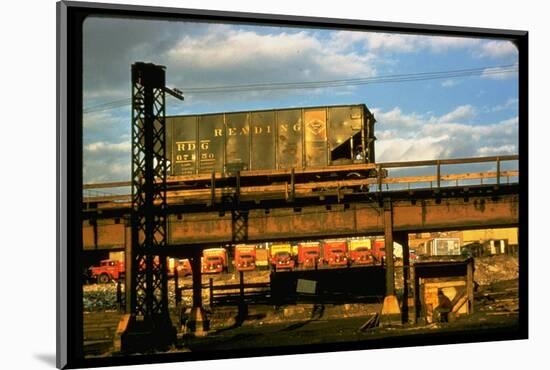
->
xmin=84 ymin=64 xmax=517 ymax=114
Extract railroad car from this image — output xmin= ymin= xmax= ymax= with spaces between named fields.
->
xmin=166 ymin=104 xmax=376 ymax=177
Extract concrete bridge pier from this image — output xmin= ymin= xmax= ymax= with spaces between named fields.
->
xmin=380 ymin=200 xmax=402 ymax=326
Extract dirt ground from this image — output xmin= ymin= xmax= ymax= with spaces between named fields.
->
xmin=83 ymin=255 xmax=520 ymax=357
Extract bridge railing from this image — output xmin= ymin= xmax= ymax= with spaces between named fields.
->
xmin=373 ymin=155 xmax=518 ymax=192
xmin=82 ymin=155 xmax=519 ymax=205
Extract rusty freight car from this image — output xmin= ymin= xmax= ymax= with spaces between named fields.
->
xmin=166 ymin=104 xmax=376 ymax=178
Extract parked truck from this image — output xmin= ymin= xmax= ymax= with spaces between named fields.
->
xmin=88 ymin=260 xmax=125 ymax=284
xmin=270 ymin=243 xmax=295 ymax=271
xmin=202 ymin=248 xmax=228 ymax=274
xmin=348 ymin=239 xmax=373 ymax=265
xmin=322 ymin=240 xmax=349 ymax=267
xmin=255 ymin=245 xmax=270 ymax=269
xmin=372 ymin=239 xmax=415 ymax=263
xmin=234 ymin=244 xmax=257 ymax=272
xmin=168 ymin=258 xmax=193 ymax=277
xmin=297 ymin=242 xmax=321 ymax=269
xmin=372 ymin=239 xmax=385 ymax=263
xmin=421 ymin=238 xmax=461 ymax=257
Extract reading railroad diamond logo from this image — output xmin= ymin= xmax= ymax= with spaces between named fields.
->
xmin=307 ymin=120 xmax=324 ymax=135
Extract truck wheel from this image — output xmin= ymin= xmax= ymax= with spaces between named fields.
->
xmin=97 ymin=273 xmax=110 ymax=284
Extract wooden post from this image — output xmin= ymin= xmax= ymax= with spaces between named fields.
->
xmin=380 ymin=199 xmax=401 ymax=325
xmin=116 ymin=277 xmax=123 ymax=311
xmin=466 ymin=259 xmax=474 ymax=314
xmin=238 ymin=270 xmax=247 ymax=324
xmin=209 ymin=278 xmax=214 ymax=307
xmin=191 ymin=251 xmax=202 ymax=308
xmin=174 ymin=265 xmax=181 ymax=306
xmin=411 ymin=265 xmax=418 ymax=324
xmin=239 ymin=270 xmax=245 ymax=305
xmin=384 ymin=200 xmax=395 ymax=296
xmin=211 ymin=171 xmax=216 ymax=206
xmin=436 ymin=160 xmax=441 ymax=189
xmin=124 ymin=235 xmax=132 ymax=314
xmin=290 ymin=168 xmax=295 ymax=202
xmin=496 ymin=157 xmax=501 ymax=188
xmin=395 ymin=231 xmax=409 ymax=324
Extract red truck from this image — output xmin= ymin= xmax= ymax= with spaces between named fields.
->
xmin=234 ymin=244 xmax=257 ymax=272
xmin=168 ymin=258 xmax=193 ymax=277
xmin=88 ymin=259 xmax=125 ymax=283
xmin=270 ymin=244 xmax=295 ymax=271
xmin=297 ymin=242 xmax=321 ymax=269
xmin=322 ymin=240 xmax=349 ymax=267
xmin=372 ymin=239 xmax=386 ymax=264
xmin=202 ymin=248 xmax=228 ymax=274
xmin=349 ymin=239 xmax=374 ymax=265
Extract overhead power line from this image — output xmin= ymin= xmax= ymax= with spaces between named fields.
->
xmin=84 ymin=64 xmax=518 ymax=114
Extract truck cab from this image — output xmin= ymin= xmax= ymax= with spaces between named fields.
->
xmin=322 ymin=240 xmax=349 ymax=267
xmin=297 ymin=242 xmax=321 ymax=269
xmin=202 ymin=248 xmax=228 ymax=274
xmin=88 ymin=259 xmax=125 ymax=284
xmin=234 ymin=244 xmax=257 ymax=272
xmin=270 ymin=244 xmax=295 ymax=271
xmin=349 ymin=239 xmax=373 ymax=265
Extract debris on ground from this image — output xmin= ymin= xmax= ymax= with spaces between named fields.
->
xmin=359 ymin=313 xmax=380 ymax=331
xmin=474 ymin=255 xmax=518 ymax=286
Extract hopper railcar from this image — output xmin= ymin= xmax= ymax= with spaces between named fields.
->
xmin=166 ymin=104 xmax=377 ymax=182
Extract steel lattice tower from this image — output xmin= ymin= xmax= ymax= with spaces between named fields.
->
xmin=123 ymin=62 xmax=175 ymax=352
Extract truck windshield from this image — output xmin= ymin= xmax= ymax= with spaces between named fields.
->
xmin=207 ymin=256 xmax=221 ymax=261
xmin=305 ymin=251 xmax=318 ymax=255
xmin=275 ymin=252 xmax=290 ymax=258
xmin=240 ymin=254 xmax=253 ymax=259
xmin=331 ymin=249 xmax=344 ymax=254
xmin=355 ymin=247 xmax=369 ymax=252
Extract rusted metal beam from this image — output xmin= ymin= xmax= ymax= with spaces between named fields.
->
xmin=84 ymin=192 xmax=519 ymax=250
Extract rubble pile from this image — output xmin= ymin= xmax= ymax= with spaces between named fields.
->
xmin=83 ymin=283 xmax=120 ymax=312
xmin=474 ymin=255 xmax=519 ymax=285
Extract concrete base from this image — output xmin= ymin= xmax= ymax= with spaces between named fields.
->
xmin=380 ymin=295 xmax=402 ymax=326
xmin=120 ymin=314 xmax=176 ymax=353
xmin=113 ymin=314 xmax=131 ymax=352
xmin=187 ymin=307 xmax=209 ymax=336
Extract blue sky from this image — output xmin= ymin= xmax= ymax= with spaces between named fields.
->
xmin=83 ymin=17 xmax=518 ymax=184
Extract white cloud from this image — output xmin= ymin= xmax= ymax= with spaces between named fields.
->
xmin=331 ymin=32 xmax=481 ymax=54
xmin=481 ymin=65 xmax=518 ymax=80
xmin=166 ymin=28 xmax=377 ymax=87
xmin=374 ymin=105 xmax=518 ymax=162
xmin=84 ymin=141 xmax=131 ymax=154
xmin=478 ymin=40 xmax=518 ymax=59
xmin=372 ymin=107 xmax=426 ymax=129
xmin=441 ymin=79 xmax=459 ymax=88
xmin=477 ymin=145 xmax=517 ymax=156
xmin=490 ymin=98 xmax=519 ymax=112
xmin=376 ymin=135 xmax=450 ymax=162
xmin=437 ymin=105 xmax=476 ymax=123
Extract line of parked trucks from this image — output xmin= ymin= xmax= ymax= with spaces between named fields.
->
xmin=91 ymin=237 xmax=466 ymax=283
xmin=87 ymin=238 xmax=401 ymax=283
xmin=199 ymin=238 xmax=397 ymax=274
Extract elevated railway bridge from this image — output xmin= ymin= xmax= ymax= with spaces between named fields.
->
xmin=82 ymin=155 xmax=520 ymax=338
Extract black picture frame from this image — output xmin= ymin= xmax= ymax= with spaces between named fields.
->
xmin=57 ymin=1 xmax=528 ymax=368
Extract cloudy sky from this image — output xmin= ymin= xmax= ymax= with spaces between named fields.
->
xmin=83 ymin=16 xmax=519 ymax=184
